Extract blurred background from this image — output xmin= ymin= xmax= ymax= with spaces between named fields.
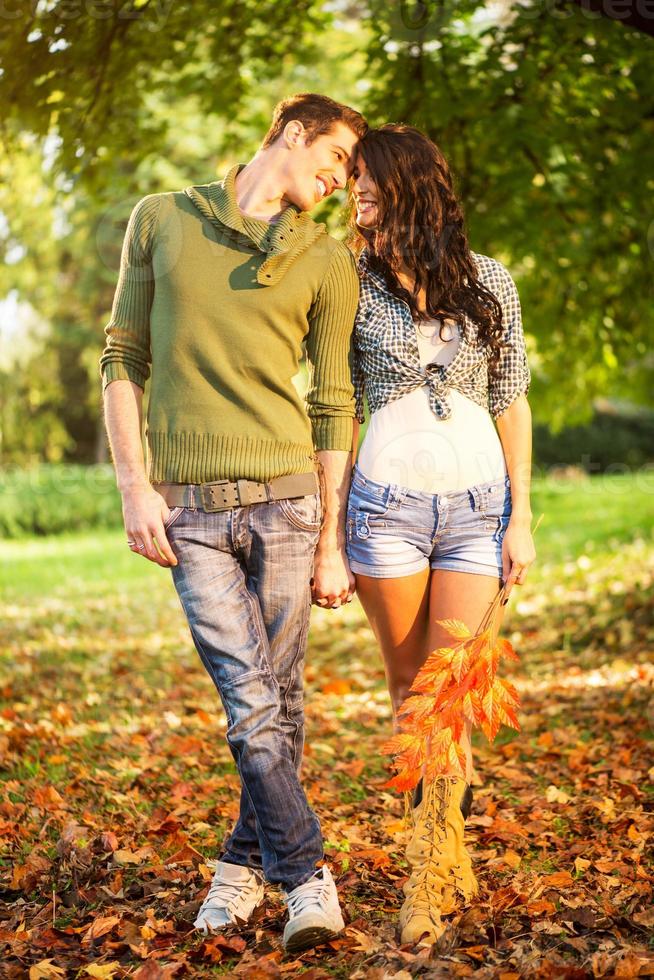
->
xmin=1 ymin=4 xmax=653 ymax=976
xmin=0 ymin=0 xmax=653 ymax=542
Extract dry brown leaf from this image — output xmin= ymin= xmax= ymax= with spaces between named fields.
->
xmin=32 ymin=786 xmax=65 ymax=810
xmin=541 ymin=870 xmax=574 ymax=888
xmin=502 ymin=848 xmax=522 ymax=869
xmin=81 ymin=914 xmax=121 ymax=943
xmin=84 ymin=965 xmax=122 ymax=979
xmin=113 ymin=846 xmax=154 ymax=866
xmin=29 ymin=961 xmax=66 ymax=980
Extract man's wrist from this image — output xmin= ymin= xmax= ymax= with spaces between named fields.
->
xmin=118 ymin=476 xmax=151 ymax=495
xmin=316 ymin=532 xmax=346 ymax=554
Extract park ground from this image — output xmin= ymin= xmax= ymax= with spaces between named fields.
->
xmin=1 ymin=472 xmax=653 ymax=979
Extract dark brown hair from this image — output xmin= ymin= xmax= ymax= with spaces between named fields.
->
xmin=262 ymin=93 xmax=368 ymax=149
xmin=349 ymin=124 xmax=504 ymax=370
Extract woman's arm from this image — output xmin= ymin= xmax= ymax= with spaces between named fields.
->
xmin=495 ymin=394 xmax=532 ymax=524
xmin=495 ymin=394 xmax=536 ymax=598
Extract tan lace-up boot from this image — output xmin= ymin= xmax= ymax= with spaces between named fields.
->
xmin=398 ymin=777 xmax=478 ymax=944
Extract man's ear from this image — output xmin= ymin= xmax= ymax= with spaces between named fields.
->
xmin=283 ymin=119 xmax=306 ymax=149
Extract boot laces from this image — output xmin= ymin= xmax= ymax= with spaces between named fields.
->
xmin=405 ymin=777 xmax=457 ymax=904
xmin=416 ymin=779 xmax=451 ymax=869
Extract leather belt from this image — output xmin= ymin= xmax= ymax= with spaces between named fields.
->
xmin=153 ymin=471 xmax=320 ymax=513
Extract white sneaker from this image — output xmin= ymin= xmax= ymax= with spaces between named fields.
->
xmin=194 ymin=861 xmax=265 ymax=933
xmin=282 ymin=865 xmax=345 ymax=952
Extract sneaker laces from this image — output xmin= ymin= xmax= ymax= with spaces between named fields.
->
xmin=201 ymin=865 xmax=258 ymax=915
xmin=285 ymin=871 xmax=329 ymax=918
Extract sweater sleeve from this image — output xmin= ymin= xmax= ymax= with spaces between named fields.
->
xmin=305 ymin=243 xmax=359 ymax=451
xmin=99 ymin=194 xmax=161 ymax=393
xmin=488 ymin=264 xmax=531 ymax=420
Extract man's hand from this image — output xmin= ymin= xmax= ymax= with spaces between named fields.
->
xmin=122 ymin=485 xmax=179 ymax=567
xmin=310 ymin=448 xmax=355 ymax=610
xmin=103 ymin=380 xmax=178 ymax=569
xmin=311 ymin=542 xmax=355 ymax=609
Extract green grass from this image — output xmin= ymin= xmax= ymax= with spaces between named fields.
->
xmin=531 ymin=470 xmax=654 ymax=562
xmin=0 ymin=528 xmax=168 ymax=599
xmin=2 ymin=472 xmax=652 ymax=601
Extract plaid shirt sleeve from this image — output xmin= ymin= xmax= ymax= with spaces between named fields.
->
xmin=488 ymin=264 xmax=531 ymax=420
xmin=350 ymin=338 xmax=367 ymax=424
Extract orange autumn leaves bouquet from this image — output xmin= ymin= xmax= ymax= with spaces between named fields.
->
xmin=382 ymin=588 xmax=521 ymax=791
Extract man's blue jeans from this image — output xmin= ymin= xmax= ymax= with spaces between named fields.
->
xmin=165 ymin=491 xmax=324 ymax=891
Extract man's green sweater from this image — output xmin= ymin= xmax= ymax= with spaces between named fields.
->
xmin=99 ymin=164 xmax=359 ymax=484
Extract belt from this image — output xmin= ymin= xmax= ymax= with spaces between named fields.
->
xmin=153 ymin=471 xmax=320 ymax=513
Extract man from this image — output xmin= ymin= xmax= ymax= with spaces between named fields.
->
xmin=99 ymin=93 xmax=367 ymax=952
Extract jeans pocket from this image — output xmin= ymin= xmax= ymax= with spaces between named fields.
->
xmin=163 ymin=506 xmax=185 ymax=531
xmin=279 ymin=493 xmax=322 ymax=532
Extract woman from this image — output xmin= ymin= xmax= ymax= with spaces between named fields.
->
xmin=346 ymin=125 xmax=536 ymax=944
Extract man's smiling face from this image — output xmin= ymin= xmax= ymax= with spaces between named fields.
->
xmin=283 ymin=121 xmax=360 ymax=212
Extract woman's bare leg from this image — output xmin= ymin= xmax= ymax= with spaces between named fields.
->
xmin=356 ymin=568 xmax=508 ymax=779
xmin=355 ymin=569 xmax=431 ymax=718
xmin=428 ymin=569 xmax=507 ymax=782
xmin=357 ymin=566 xmax=509 ymax=941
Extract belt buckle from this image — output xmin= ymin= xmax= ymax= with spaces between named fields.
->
xmin=200 ymin=480 xmax=232 ymax=512
xmin=237 ymin=479 xmax=264 ymax=506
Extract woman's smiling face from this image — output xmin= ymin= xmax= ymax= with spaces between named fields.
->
xmin=352 ymin=152 xmax=379 ymax=230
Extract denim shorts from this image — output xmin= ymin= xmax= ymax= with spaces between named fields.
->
xmin=346 ymin=464 xmax=512 ymax=580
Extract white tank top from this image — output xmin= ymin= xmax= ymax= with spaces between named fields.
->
xmin=358 ymin=318 xmax=508 ymax=493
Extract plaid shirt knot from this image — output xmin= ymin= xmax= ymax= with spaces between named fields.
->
xmin=352 ymin=248 xmax=531 ymax=424
xmin=424 ymin=362 xmax=456 ymax=420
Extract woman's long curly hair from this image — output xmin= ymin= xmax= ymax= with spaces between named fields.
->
xmin=349 ymin=124 xmax=504 ymax=371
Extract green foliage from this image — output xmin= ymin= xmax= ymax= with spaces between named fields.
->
xmin=361 ymin=0 xmax=654 ymax=424
xmin=0 ymin=465 xmax=122 ymax=538
xmin=0 ymin=0 xmax=332 ymax=186
xmin=533 ymin=404 xmax=654 ymax=472
xmin=0 ymin=1 xmax=652 ymax=465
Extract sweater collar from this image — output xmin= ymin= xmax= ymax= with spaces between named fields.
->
xmin=184 ymin=164 xmax=326 ymax=286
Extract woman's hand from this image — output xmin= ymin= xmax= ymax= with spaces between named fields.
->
xmin=501 ymin=516 xmax=536 ymax=601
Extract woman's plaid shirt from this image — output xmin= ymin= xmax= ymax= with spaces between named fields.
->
xmin=352 ymin=249 xmax=531 ymax=424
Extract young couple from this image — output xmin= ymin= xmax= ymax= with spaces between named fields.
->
xmin=100 ymin=92 xmax=535 ymax=952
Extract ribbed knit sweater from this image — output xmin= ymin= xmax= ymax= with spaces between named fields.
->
xmin=99 ymin=164 xmax=359 ymax=484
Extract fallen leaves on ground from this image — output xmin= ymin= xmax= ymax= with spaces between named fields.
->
xmin=0 ymin=537 xmax=652 ymax=978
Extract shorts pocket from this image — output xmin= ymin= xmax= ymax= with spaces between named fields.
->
xmin=491 ymin=514 xmax=511 ymax=543
xmin=349 ymin=487 xmax=390 ymax=523
xmin=481 ymin=481 xmax=512 ymax=521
